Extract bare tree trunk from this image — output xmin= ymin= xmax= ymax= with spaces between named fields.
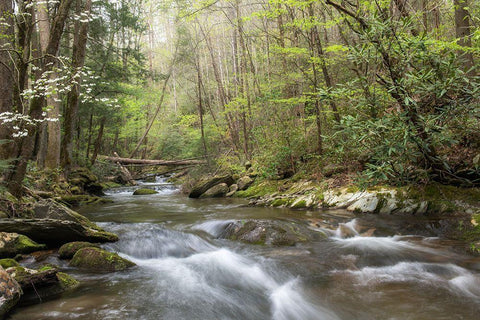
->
xmin=454 ymin=0 xmax=475 ymax=72
xmin=61 ymin=0 xmax=92 ymax=172
xmin=90 ymin=117 xmax=106 ymax=165
xmin=0 ymin=0 xmax=15 ymax=159
xmin=129 ymin=44 xmax=178 ymax=158
xmin=309 ymin=4 xmax=340 ymax=123
xmin=195 ymin=54 xmax=208 ymax=160
xmin=6 ymin=0 xmax=75 ymax=197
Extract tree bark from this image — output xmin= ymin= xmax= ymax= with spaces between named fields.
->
xmin=454 ymin=0 xmax=475 ymax=72
xmin=6 ymin=0 xmax=74 ymax=197
xmin=0 ymin=0 xmax=14 ymax=159
xmin=90 ymin=117 xmax=105 ymax=165
xmin=61 ymin=0 xmax=92 ymax=172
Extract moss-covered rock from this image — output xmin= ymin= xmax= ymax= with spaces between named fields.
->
xmin=226 ymin=184 xmax=239 ymax=197
xmin=70 ymin=247 xmax=135 ymax=272
xmin=237 ymin=176 xmax=254 ymax=191
xmin=7 ymin=199 xmax=120 ymax=246
xmin=221 ymin=220 xmax=315 ymax=246
xmin=188 ymin=175 xmax=235 ymax=198
xmin=0 ymin=259 xmax=19 ymax=269
xmin=0 ymin=219 xmax=118 ymax=247
xmin=0 ymin=232 xmax=46 ymax=258
xmin=133 ymin=188 xmax=159 ymax=195
xmin=68 ymin=167 xmax=104 ymax=196
xmin=58 ymin=241 xmax=100 ymax=259
xmin=200 ymin=183 xmax=229 ymax=198
xmin=235 ymin=180 xmax=281 ymax=198
xmin=56 ymin=272 xmax=79 ymax=290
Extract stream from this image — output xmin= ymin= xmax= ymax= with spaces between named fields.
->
xmin=9 ymin=177 xmax=480 ymax=319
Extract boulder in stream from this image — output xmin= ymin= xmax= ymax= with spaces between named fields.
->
xmin=58 ymin=242 xmax=100 ymax=259
xmin=133 ymin=188 xmax=159 ymax=195
xmin=189 ymin=175 xmax=235 ymax=198
xmin=70 ymin=247 xmax=135 ymax=272
xmin=220 ymin=220 xmax=314 ymax=246
xmin=0 ymin=232 xmax=46 ymax=258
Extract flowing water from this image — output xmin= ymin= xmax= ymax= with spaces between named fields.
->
xmin=9 ymin=178 xmax=480 ymax=319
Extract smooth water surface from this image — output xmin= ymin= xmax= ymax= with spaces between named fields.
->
xmin=9 ymin=178 xmax=480 ymax=319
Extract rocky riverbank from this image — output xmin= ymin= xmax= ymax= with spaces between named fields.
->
xmin=182 ymin=173 xmax=480 ymax=254
xmin=0 ymin=167 xmax=136 ymax=318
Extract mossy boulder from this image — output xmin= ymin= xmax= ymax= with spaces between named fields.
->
xmin=200 ymin=183 xmax=229 ymax=198
xmin=0 ymin=259 xmax=19 ymax=269
xmin=220 ymin=220 xmax=314 ymax=246
xmin=0 ymin=232 xmax=46 ymax=258
xmin=0 ymin=199 xmax=120 ymax=246
xmin=68 ymin=167 xmax=104 ymax=196
xmin=70 ymin=247 xmax=135 ymax=272
xmin=56 ymin=272 xmax=80 ymax=291
xmin=6 ymin=265 xmax=79 ymax=304
xmin=133 ymin=188 xmax=159 ymax=195
xmin=0 ymin=266 xmax=22 ymax=317
xmin=58 ymin=242 xmax=100 ymax=259
xmin=189 ymin=175 xmax=235 ymax=198
xmin=0 ymin=219 xmax=118 ymax=247
xmin=237 ymin=176 xmax=254 ymax=191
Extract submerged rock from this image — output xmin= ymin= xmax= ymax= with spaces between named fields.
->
xmin=133 ymin=188 xmax=159 ymax=195
xmin=70 ymin=247 xmax=135 ymax=272
xmin=189 ymin=175 xmax=234 ymax=198
xmin=200 ymin=183 xmax=229 ymax=198
xmin=0 ymin=232 xmax=46 ymax=258
xmin=58 ymin=242 xmax=100 ymax=259
xmin=220 ymin=220 xmax=314 ymax=246
xmin=0 ymin=266 xmax=22 ymax=317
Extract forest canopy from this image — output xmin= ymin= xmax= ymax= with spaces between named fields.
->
xmin=0 ymin=0 xmax=479 ymax=196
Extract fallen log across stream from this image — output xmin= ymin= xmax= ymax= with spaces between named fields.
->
xmin=101 ymin=156 xmax=207 ymax=166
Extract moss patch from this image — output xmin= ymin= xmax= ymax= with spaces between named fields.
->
xmin=56 ymin=272 xmax=80 ymax=290
xmin=235 ymin=180 xmax=280 ymax=198
xmin=133 ymin=188 xmax=159 ymax=195
xmin=59 ymin=195 xmax=113 ymax=207
xmin=0 ymin=258 xmax=19 ymax=269
xmin=291 ymin=200 xmax=307 ymax=209
xmin=58 ymin=242 xmax=100 ymax=259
